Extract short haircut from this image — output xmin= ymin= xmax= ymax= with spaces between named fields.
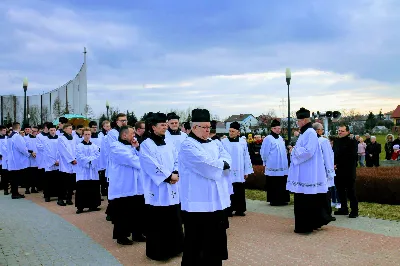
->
xmin=89 ymin=121 xmax=97 ymax=127
xmin=371 ymin=136 xmax=377 ymax=139
xmin=82 ymin=127 xmax=91 ymax=133
xmin=12 ymin=122 xmax=20 ymax=130
xmin=102 ymin=120 xmax=110 ymax=127
xmin=32 ymin=126 xmax=39 ymax=130
xmin=119 ymin=125 xmax=133 ymax=138
xmin=116 ymin=113 xmax=127 ymax=121
xmin=0 ymin=125 xmax=6 ymax=130
xmin=63 ymin=123 xmax=73 ymax=130
xmin=312 ymin=122 xmax=323 ymax=130
xmin=339 ymin=124 xmax=350 ymax=132
xmin=135 ymin=121 xmax=145 ymax=130
xmin=76 ymin=125 xmax=84 ymax=129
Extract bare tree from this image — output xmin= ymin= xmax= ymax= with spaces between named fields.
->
xmin=28 ymin=105 xmax=40 ymax=125
xmin=84 ymin=104 xmax=95 ymax=119
xmin=41 ymin=106 xmax=50 ymax=123
xmin=52 ymin=96 xmax=64 ymax=118
xmin=3 ymin=96 xmax=14 ymax=123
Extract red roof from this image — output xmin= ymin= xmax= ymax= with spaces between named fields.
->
xmin=392 ymin=105 xmax=400 ymax=118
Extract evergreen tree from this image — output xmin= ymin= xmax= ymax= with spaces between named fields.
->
xmin=99 ymin=113 xmax=107 ymax=126
xmin=127 ymin=111 xmax=138 ymax=127
xmin=365 ymin=111 xmax=377 ymax=131
xmin=377 ymin=109 xmax=384 ymax=120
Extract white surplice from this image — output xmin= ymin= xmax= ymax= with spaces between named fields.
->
xmin=7 ymin=132 xmax=30 ymax=171
xmin=0 ymin=136 xmax=7 ymax=170
xmin=75 ymin=141 xmax=100 ymax=182
xmin=165 ymin=130 xmax=187 ymax=152
xmin=36 ymin=132 xmax=49 ymax=169
xmin=108 ymin=140 xmax=143 ymax=200
xmin=221 ymin=137 xmax=253 ymax=183
xmin=211 ymin=139 xmax=233 ymax=195
xmin=139 ymin=138 xmax=179 ymax=206
xmin=179 ymin=136 xmax=232 ymax=212
xmin=57 ymin=135 xmax=77 ymax=174
xmin=286 ymin=127 xmax=328 ymax=194
xmin=318 ymin=136 xmax=335 ymax=188
xmin=260 ymin=135 xmax=289 ymax=176
xmin=25 ymin=135 xmax=38 ymax=168
xmin=44 ymin=136 xmax=60 ymax=172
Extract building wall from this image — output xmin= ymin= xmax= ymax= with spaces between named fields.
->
xmin=225 ymin=115 xmax=259 ymax=133
xmin=0 ymin=59 xmax=87 ymax=125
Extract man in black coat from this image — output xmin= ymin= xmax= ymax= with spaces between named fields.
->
xmin=333 ymin=125 xmax=359 ymax=218
xmin=365 ymin=136 xmax=381 ymax=167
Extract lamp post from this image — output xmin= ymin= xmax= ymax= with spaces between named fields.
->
xmin=23 ymin=77 xmax=28 ymax=125
xmin=285 ymin=68 xmax=292 ymax=145
xmin=106 ymin=100 xmax=110 ymax=119
xmin=27 ymin=114 xmax=30 ymax=125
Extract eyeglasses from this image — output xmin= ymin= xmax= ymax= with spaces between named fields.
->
xmin=118 ymin=120 xmax=127 ymax=123
xmin=196 ymin=125 xmax=211 ymax=130
xmin=91 ymin=126 xmax=97 ymax=129
xmin=140 ymin=128 xmax=145 ymax=130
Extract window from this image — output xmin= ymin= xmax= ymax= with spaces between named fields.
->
xmin=396 ymin=119 xmax=400 ymax=125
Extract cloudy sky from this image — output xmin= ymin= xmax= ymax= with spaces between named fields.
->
xmin=1 ymin=0 xmax=399 ymax=119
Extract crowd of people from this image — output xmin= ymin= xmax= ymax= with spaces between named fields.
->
xmin=0 ymin=107 xmax=370 ymax=264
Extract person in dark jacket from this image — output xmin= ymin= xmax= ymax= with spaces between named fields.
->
xmin=365 ymin=136 xmax=381 ymax=167
xmin=248 ymin=134 xmax=263 ymax=165
xmin=384 ymin=134 xmax=394 ymax=160
xmin=333 ymin=125 xmax=359 ymax=218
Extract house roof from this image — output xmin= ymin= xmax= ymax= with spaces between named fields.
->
xmin=225 ymin=114 xmax=253 ymax=122
xmin=385 ymin=110 xmax=393 ymax=115
xmin=392 ymin=105 xmax=400 ymax=118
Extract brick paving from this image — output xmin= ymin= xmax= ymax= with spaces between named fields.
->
xmin=3 ymin=189 xmax=400 ymax=266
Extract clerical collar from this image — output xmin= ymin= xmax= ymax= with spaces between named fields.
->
xmin=91 ymin=132 xmax=98 ymax=138
xmin=41 ymin=132 xmax=49 ymax=136
xmin=101 ymin=128 xmax=108 ymax=136
xmin=0 ymin=135 xmax=5 ymax=139
xmin=317 ymin=134 xmax=321 ymax=138
xmin=228 ymin=136 xmax=240 ymax=142
xmin=150 ymin=132 xmax=166 ymax=146
xmin=81 ymin=140 xmax=92 ymax=145
xmin=270 ymin=131 xmax=279 ymax=139
xmin=48 ymin=134 xmax=58 ymax=139
xmin=167 ymin=127 xmax=181 ymax=136
xmin=211 ymin=135 xmax=220 ymax=141
xmin=189 ymin=131 xmax=210 ymax=143
xmin=300 ymin=122 xmax=312 ymax=134
xmin=76 ymin=133 xmax=82 ymax=138
xmin=114 ymin=125 xmax=121 ymax=132
xmin=58 ymin=129 xmax=64 ymax=134
xmin=29 ymin=134 xmax=36 ymax=138
xmin=118 ymin=137 xmax=131 ymax=146
xmin=9 ymin=131 xmax=17 ymax=138
xmin=63 ymin=133 xmax=73 ymax=140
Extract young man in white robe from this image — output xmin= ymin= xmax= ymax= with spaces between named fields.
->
xmin=74 ymin=125 xmax=83 ymax=146
xmin=75 ymin=127 xmax=101 ymax=214
xmin=140 ymin=112 xmax=184 ymax=261
xmin=313 ymin=122 xmax=336 ymax=221
xmin=57 ymin=123 xmax=77 ymax=206
xmin=43 ymin=124 xmax=61 ymax=202
xmin=179 ymin=109 xmax=232 ymax=266
xmin=56 ymin=117 xmax=68 ymax=136
xmin=36 ymin=122 xmax=51 ymax=192
xmin=108 ymin=126 xmax=145 ymax=245
xmin=261 ymin=119 xmax=290 ymax=206
xmin=25 ymin=126 xmax=40 ymax=194
xmin=98 ymin=120 xmax=111 ymax=197
xmin=286 ymin=108 xmax=331 ymax=234
xmin=0 ymin=125 xmax=9 ymax=195
xmin=165 ymin=112 xmax=187 ymax=152
xmin=7 ymin=122 xmax=35 ymax=199
xmin=221 ymin=121 xmax=253 ymax=216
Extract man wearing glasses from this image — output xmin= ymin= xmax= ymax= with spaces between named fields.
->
xmin=134 ymin=121 xmax=146 ymax=144
xmin=165 ymin=112 xmax=187 ymax=152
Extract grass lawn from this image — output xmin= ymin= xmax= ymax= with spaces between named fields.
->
xmin=245 ymin=189 xmax=400 ymax=221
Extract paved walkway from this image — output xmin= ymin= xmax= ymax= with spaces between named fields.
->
xmin=2 ymin=191 xmax=400 ymax=265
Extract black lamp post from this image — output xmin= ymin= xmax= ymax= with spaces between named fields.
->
xmin=27 ymin=114 xmax=30 ymax=125
xmin=286 ymin=68 xmax=291 ymax=145
xmin=23 ymin=77 xmax=28 ymax=125
xmin=106 ymin=100 xmax=110 ymax=119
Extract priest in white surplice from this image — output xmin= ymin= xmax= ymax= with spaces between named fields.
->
xmin=0 ymin=125 xmax=9 ymax=195
xmin=43 ymin=124 xmax=60 ymax=202
xmin=108 ymin=126 xmax=146 ymax=245
xmin=286 ymin=108 xmax=331 ymax=234
xmin=57 ymin=123 xmax=77 ymax=206
xmin=165 ymin=112 xmax=187 ymax=152
xmin=313 ymin=122 xmax=336 ymax=221
xmin=221 ymin=121 xmax=253 ymax=216
xmin=140 ymin=112 xmax=184 ymax=261
xmin=75 ymin=127 xmax=101 ymax=214
xmin=179 ymin=108 xmax=231 ymax=266
xmin=261 ymin=119 xmax=290 ymax=206
xmin=25 ymin=126 xmax=40 ymax=194
xmin=36 ymin=122 xmax=51 ymax=193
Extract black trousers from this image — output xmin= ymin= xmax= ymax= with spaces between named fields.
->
xmin=335 ymin=177 xmax=358 ymax=214
xmin=366 ymin=156 xmax=379 ymax=167
xmin=9 ymin=169 xmax=26 ymax=196
xmin=0 ymin=168 xmax=9 ymax=191
xmin=25 ymin=167 xmax=39 ymax=191
xmin=98 ymin=170 xmax=108 ymax=196
xmin=59 ymin=172 xmax=76 ymax=201
xmin=37 ymin=168 xmax=45 ymax=191
xmin=229 ymin=182 xmax=246 ymax=214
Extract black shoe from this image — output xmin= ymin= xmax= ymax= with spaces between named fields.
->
xmin=66 ymin=200 xmax=73 ymax=205
xmin=294 ymin=229 xmax=313 ymax=234
xmin=101 ymin=198 xmax=104 ymax=201
xmin=329 ymin=216 xmax=337 ymax=221
xmin=11 ymin=194 xmax=24 ymax=199
xmin=31 ymin=189 xmax=38 ymax=193
xmin=117 ymin=237 xmax=133 ymax=245
xmin=76 ymin=209 xmax=83 ymax=214
xmin=25 ymin=190 xmax=31 ymax=194
xmin=4 ymin=191 xmax=9 ymax=195
xmin=132 ymin=234 xmax=146 ymax=242
xmin=349 ymin=213 xmax=359 ymax=218
xmin=45 ymin=197 xmax=50 ymax=202
xmin=57 ymin=200 xmax=66 ymax=206
xmin=89 ymin=207 xmax=101 ymax=212
xmin=235 ymin=212 xmax=246 ymax=217
xmin=334 ymin=209 xmax=349 ymax=215
xmin=106 ymin=215 xmax=112 ymax=221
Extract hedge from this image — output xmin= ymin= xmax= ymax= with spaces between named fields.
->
xmin=245 ymin=165 xmax=400 ymax=205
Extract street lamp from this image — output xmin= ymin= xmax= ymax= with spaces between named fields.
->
xmin=285 ymin=68 xmax=292 ymax=144
xmin=106 ymin=100 xmax=110 ymax=119
xmin=23 ymin=77 xmax=28 ymax=125
xmin=27 ymin=114 xmax=30 ymax=125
